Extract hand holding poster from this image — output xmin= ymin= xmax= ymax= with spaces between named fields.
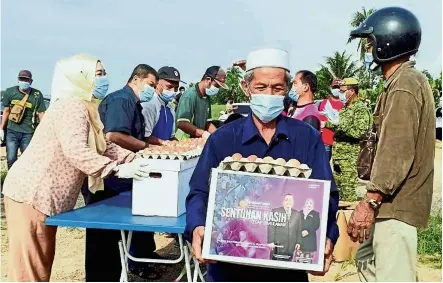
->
xmin=203 ymin=169 xmax=330 ymax=272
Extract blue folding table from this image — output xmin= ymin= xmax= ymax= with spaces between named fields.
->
xmin=45 ymin=192 xmax=204 ymax=282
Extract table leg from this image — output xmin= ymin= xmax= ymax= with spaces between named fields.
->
xmin=192 ymin=257 xmax=199 ymax=282
xmin=183 ymin=244 xmax=192 ymax=283
xmin=118 ymin=241 xmax=129 ymax=282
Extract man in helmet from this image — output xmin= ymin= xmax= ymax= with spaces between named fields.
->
xmin=347 ymin=7 xmax=435 ymax=282
xmin=322 ymin=78 xmax=372 ymax=202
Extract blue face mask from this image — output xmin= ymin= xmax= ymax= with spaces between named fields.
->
xmin=92 ymin=76 xmax=109 ymax=99
xmin=288 ymin=88 xmax=299 ymax=102
xmin=330 ymin=88 xmax=340 ymax=98
xmin=140 ymin=85 xmax=156 ymax=102
xmin=339 ymin=90 xmax=348 ymax=103
xmin=364 ymin=52 xmax=373 ymax=70
xmin=160 ymin=89 xmax=175 ymax=103
xmin=18 ymin=81 xmax=31 ymax=90
xmin=205 ymin=85 xmax=219 ymax=96
xmin=250 ymin=94 xmax=284 ymax=123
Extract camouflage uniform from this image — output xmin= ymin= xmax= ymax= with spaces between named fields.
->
xmin=327 ymin=100 xmax=372 ymax=201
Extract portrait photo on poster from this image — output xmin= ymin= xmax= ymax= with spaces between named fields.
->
xmin=202 ymin=169 xmax=331 ymax=272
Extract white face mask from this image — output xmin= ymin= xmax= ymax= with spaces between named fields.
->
xmin=205 ymin=85 xmax=219 ymax=96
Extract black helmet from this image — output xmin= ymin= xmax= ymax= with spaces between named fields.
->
xmin=350 ymin=7 xmax=421 ymax=64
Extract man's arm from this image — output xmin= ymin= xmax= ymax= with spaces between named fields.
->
xmin=37 ymin=112 xmax=44 ymax=122
xmin=1 ymin=107 xmax=10 ymax=129
xmin=177 ymin=121 xmax=207 ymax=138
xmin=36 ymin=93 xmax=47 ymax=122
xmin=308 ymin=133 xmax=339 ymax=245
xmin=303 ymin=116 xmax=321 ymax=131
xmin=366 ymin=90 xmax=419 ymax=196
xmin=185 ymin=136 xmax=221 ymax=241
xmin=102 ymin=98 xmax=147 ymax=152
xmin=146 ymin=136 xmax=164 ymax=146
xmin=106 ymin=132 xmax=146 ymax=152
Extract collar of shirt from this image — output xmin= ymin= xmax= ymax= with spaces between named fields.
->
xmin=384 ymin=61 xmax=416 ymax=90
xmin=122 ymin=85 xmax=138 ymax=103
xmin=241 ymin=114 xmax=289 ymax=144
xmin=195 ymin=83 xmax=207 ymax=99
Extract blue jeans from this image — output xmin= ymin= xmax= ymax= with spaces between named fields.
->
xmin=6 ymin=129 xmax=33 ymax=169
xmin=324 ymin=144 xmax=332 ymax=161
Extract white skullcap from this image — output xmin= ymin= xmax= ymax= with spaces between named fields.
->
xmin=245 ymin=48 xmax=290 ymax=72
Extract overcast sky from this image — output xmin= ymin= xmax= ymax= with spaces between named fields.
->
xmin=1 ymin=0 xmax=441 ymax=97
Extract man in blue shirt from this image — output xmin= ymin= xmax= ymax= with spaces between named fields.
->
xmin=83 ymin=64 xmax=160 ymax=281
xmin=185 ymin=48 xmax=339 ymax=282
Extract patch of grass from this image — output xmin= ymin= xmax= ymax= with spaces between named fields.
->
xmin=211 ymin=104 xmax=225 ymax=120
xmin=417 ymin=212 xmax=442 ymax=267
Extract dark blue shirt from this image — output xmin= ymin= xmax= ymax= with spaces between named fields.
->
xmin=98 ymin=85 xmax=145 ymax=192
xmin=185 ymin=114 xmax=339 ymax=281
xmin=98 ymin=85 xmax=145 ymax=141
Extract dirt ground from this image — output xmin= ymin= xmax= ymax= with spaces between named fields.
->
xmin=0 ymin=142 xmax=442 ymax=281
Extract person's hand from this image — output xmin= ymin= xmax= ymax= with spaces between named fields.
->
xmin=302 ymin=230 xmax=309 ymax=237
xmin=233 ymin=60 xmax=247 ymax=71
xmin=347 ymin=200 xmax=375 ymax=243
xmin=115 ymin=158 xmax=150 ymax=180
xmin=309 ymin=238 xmax=333 ymax=276
xmin=192 ymin=226 xmax=215 ymax=264
xmin=267 ymin=243 xmax=276 ymax=250
xmin=202 ymin=131 xmax=211 ymax=139
xmin=0 ymin=129 xmax=4 ymax=143
xmin=320 ymin=121 xmax=326 ymax=129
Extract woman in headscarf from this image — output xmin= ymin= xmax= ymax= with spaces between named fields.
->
xmin=2 ymin=54 xmax=150 ymax=282
xmin=298 ymin=198 xmax=320 ymax=262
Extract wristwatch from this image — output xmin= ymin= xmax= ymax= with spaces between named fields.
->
xmin=366 ymin=198 xmax=381 ymax=210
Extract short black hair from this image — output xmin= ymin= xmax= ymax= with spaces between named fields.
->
xmin=127 ymin=64 xmax=158 ymax=83
xmin=179 ymin=86 xmax=185 ymax=91
xmin=347 ymin=85 xmax=359 ymax=95
xmin=296 ymin=70 xmax=317 ymax=93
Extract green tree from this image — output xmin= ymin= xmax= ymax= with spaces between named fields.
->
xmin=212 ymin=66 xmax=246 ymax=104
xmin=422 ymin=70 xmax=442 ymax=105
xmin=315 ymin=51 xmax=360 ymax=100
xmin=347 ymin=7 xmax=377 ymax=60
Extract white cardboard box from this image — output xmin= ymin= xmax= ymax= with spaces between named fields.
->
xmin=132 ymin=157 xmax=199 ymax=217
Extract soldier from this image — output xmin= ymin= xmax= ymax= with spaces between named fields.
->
xmin=322 ymin=78 xmax=372 ymax=201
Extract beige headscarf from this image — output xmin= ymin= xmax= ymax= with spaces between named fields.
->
xmin=50 ymin=54 xmax=107 ymax=193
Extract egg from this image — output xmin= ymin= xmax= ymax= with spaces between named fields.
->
xmin=286 ymin=159 xmax=301 ymax=168
xmin=262 ymin=156 xmax=274 ymax=164
xmin=223 ymin=156 xmax=233 ymax=163
xmin=273 ymin=158 xmax=286 ymax=166
xmin=232 ymin=153 xmax=243 ymax=161
xmin=247 ymin=155 xmax=258 ymax=162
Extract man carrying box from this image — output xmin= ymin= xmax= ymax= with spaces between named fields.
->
xmin=185 ymin=47 xmax=339 ymax=281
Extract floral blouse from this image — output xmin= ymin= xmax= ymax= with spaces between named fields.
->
xmin=2 ymin=98 xmax=135 ymax=216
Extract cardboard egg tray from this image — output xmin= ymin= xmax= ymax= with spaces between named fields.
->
xmin=140 ymin=148 xmax=202 ymax=160
xmin=218 ymin=155 xmax=312 ymax=178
